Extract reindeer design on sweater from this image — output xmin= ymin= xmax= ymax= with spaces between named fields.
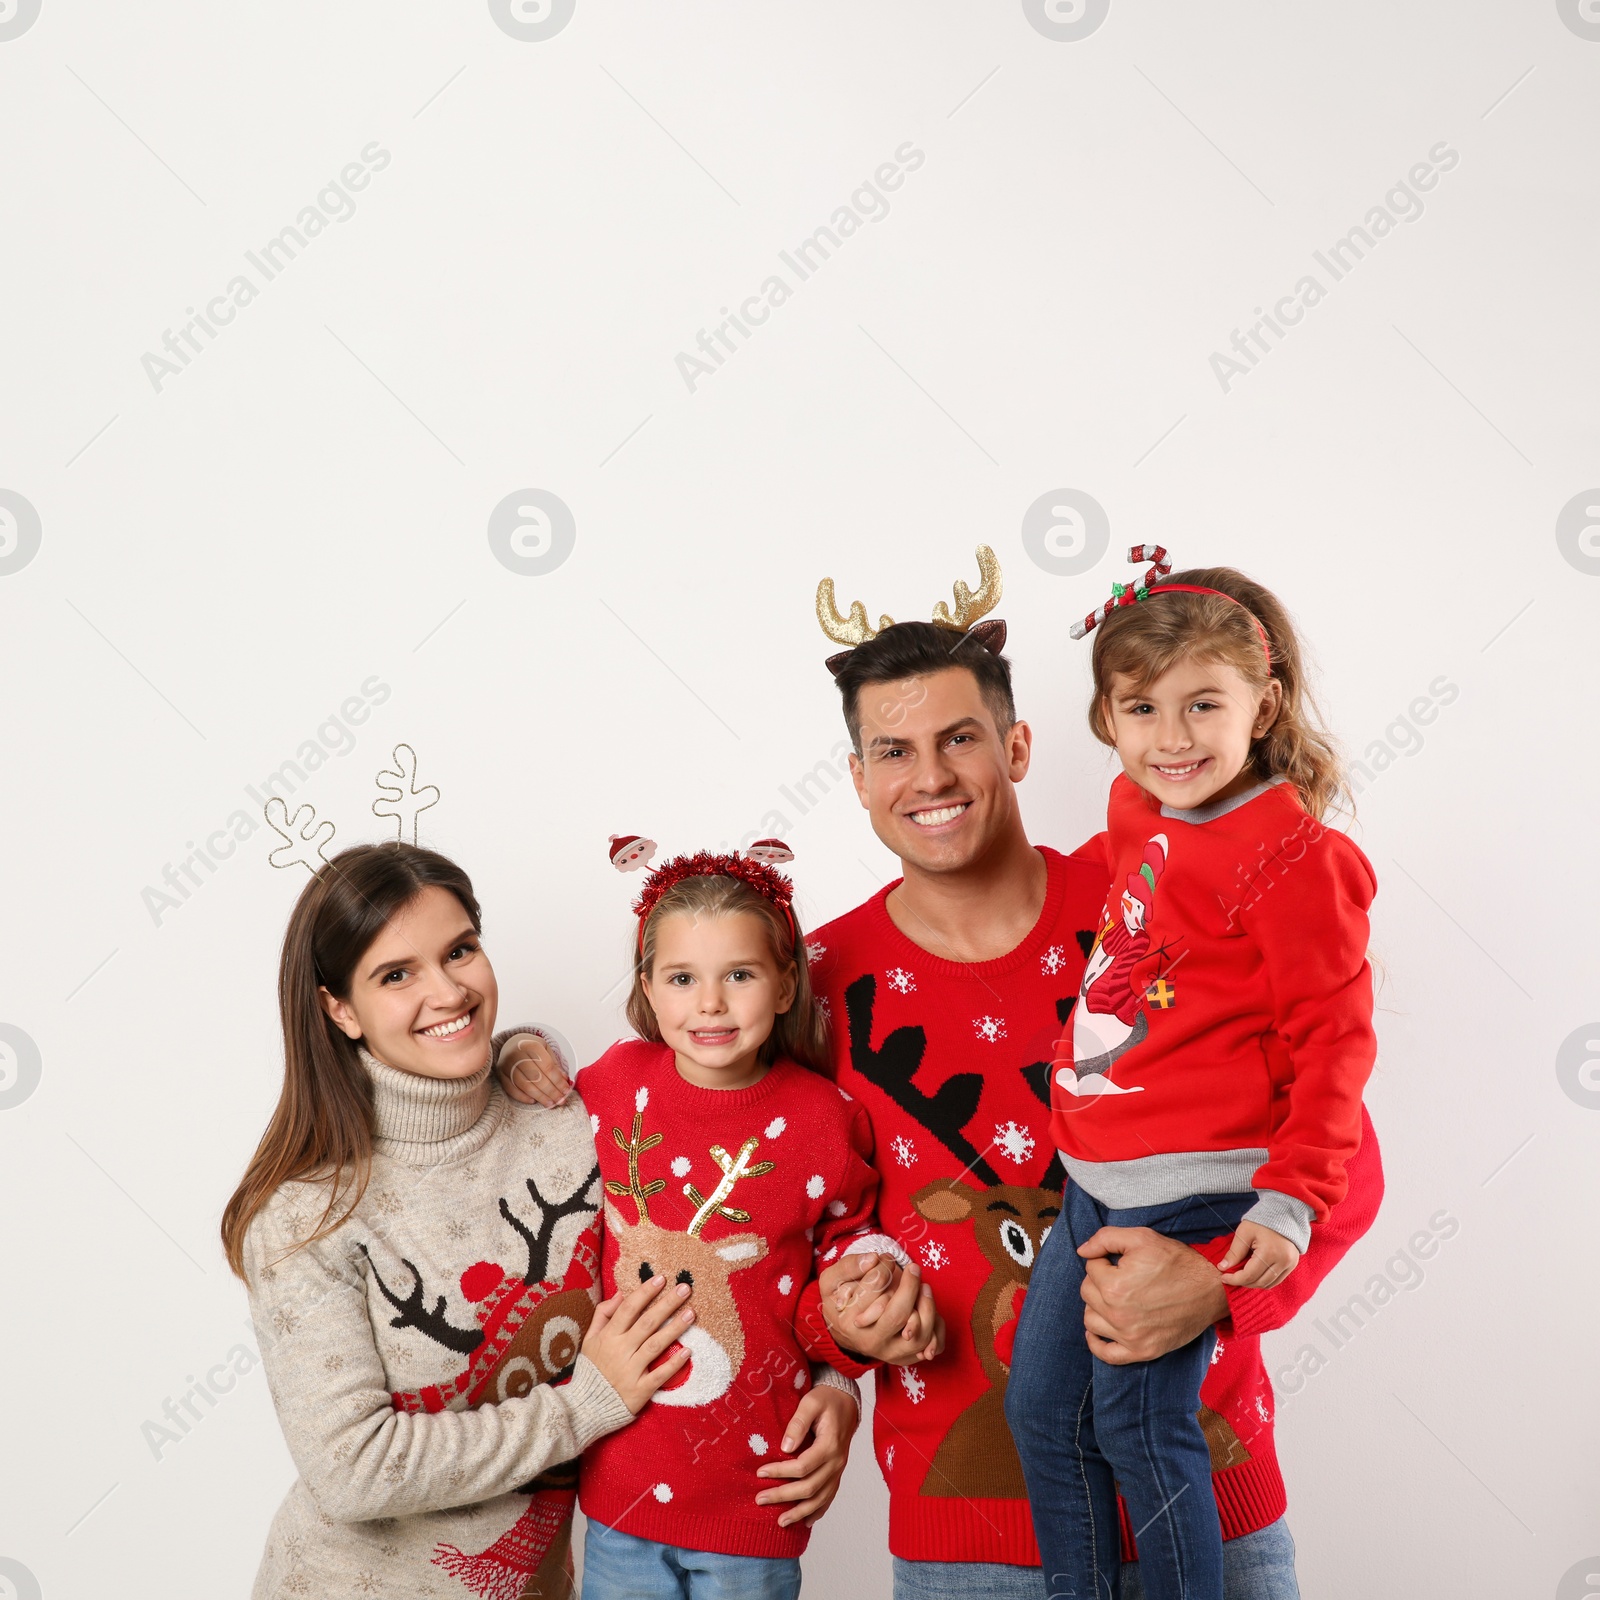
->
xmin=846 ymin=978 xmax=1258 ymax=1497
xmin=359 ymin=1163 xmax=601 ymax=1600
xmin=845 ymin=974 xmax=1065 ymax=1500
xmin=367 ymin=1163 xmax=602 ymax=1420
xmin=602 ymin=1089 xmax=772 ymax=1409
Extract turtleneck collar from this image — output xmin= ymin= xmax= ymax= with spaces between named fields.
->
xmin=358 ymin=1046 xmax=504 ymax=1165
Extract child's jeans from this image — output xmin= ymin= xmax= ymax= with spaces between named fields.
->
xmin=582 ymin=1519 xmax=802 ymax=1600
xmin=1005 ymin=1184 xmax=1257 ymax=1600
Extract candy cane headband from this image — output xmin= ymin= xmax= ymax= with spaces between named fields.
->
xmin=609 ymin=834 xmax=799 ymax=955
xmin=1068 ymin=545 xmax=1272 ymax=665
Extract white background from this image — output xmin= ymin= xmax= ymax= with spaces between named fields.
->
xmin=2 ymin=2 xmax=1598 ymax=1597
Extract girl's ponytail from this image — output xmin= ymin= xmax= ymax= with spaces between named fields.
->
xmin=1087 ymin=565 xmax=1348 ymax=822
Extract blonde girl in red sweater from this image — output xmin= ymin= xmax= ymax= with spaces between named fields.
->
xmin=497 ymin=843 xmax=941 ymax=1600
xmin=1007 ymin=551 xmax=1377 ymax=1600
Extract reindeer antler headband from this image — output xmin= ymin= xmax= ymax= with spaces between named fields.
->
xmin=609 ymin=834 xmax=799 ymax=954
xmin=1069 ymin=545 xmax=1272 ymax=665
xmin=815 ymin=544 xmax=1006 ymax=676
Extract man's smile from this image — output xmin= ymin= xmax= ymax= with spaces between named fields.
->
xmin=905 ymin=802 xmax=972 ymax=829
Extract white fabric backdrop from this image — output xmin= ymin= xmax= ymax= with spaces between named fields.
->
xmin=2 ymin=3 xmax=1597 ymax=1596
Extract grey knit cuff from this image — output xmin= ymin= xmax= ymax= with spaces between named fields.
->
xmin=810 ymin=1362 xmax=861 ymax=1413
xmin=1243 ymin=1189 xmax=1314 ymax=1253
xmin=561 ymin=1354 xmax=635 ymax=1453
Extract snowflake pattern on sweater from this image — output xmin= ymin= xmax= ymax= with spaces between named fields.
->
xmin=796 ymin=844 xmax=1387 ymax=1566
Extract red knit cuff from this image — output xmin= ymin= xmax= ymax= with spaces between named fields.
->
xmin=1185 ymin=1236 xmax=1240 ymax=1337
xmin=1220 ymin=1282 xmax=1283 ymax=1339
xmin=794 ymin=1282 xmax=877 ymax=1381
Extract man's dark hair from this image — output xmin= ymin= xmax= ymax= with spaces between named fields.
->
xmin=833 ymin=621 xmax=1016 ymax=751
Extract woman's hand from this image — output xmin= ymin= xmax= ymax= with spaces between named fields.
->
xmin=818 ymin=1254 xmax=944 ymax=1365
xmin=497 ymin=1032 xmax=573 ymax=1108
xmin=1218 ymin=1220 xmax=1301 ymax=1288
xmin=581 ymin=1276 xmax=695 ymax=1414
xmin=755 ymin=1382 xmax=861 ymax=1527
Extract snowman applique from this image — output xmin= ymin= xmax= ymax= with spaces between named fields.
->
xmin=1057 ymin=833 xmax=1168 ymax=1097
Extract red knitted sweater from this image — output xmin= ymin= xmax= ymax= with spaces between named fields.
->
xmin=796 ymin=845 xmax=1385 ymax=1564
xmin=1051 ymin=776 xmax=1378 ymax=1235
xmin=577 ymin=1040 xmax=878 ymax=1559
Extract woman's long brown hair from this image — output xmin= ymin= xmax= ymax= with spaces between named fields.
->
xmin=221 ymin=842 xmax=482 ymax=1279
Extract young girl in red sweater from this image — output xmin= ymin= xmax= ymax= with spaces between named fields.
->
xmin=500 ymin=842 xmax=940 ymax=1600
xmin=1007 ymin=550 xmax=1377 ymax=1600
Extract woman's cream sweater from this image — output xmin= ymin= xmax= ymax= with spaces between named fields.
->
xmin=244 ymin=1045 xmax=631 ymax=1599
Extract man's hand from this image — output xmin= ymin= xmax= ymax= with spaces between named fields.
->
xmin=1218 ymin=1220 xmax=1300 ymax=1288
xmin=496 ymin=1032 xmax=573 ymax=1108
xmin=754 ymin=1383 xmax=860 ymax=1527
xmin=817 ymin=1254 xmax=943 ymax=1366
xmin=1077 ymin=1226 xmax=1229 ymax=1366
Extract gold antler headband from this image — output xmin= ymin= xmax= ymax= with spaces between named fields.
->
xmin=815 ymin=545 xmax=1006 ymax=675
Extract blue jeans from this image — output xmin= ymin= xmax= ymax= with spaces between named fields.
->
xmin=891 ymin=1519 xmax=1298 ymax=1600
xmin=582 ymin=1519 xmax=801 ymax=1600
xmin=1006 ymin=1185 xmax=1259 ymax=1600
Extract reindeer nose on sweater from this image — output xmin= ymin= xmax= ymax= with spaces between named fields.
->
xmin=461 ymin=1260 xmax=508 ymax=1313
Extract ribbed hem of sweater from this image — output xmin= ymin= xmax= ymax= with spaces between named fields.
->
xmin=886 ymin=1453 xmax=1287 ymax=1566
xmin=581 ymin=1495 xmax=810 ymax=1560
xmin=1117 ymin=1453 xmax=1287 ymax=1562
xmin=562 ymin=1355 xmax=636 ymax=1455
xmin=889 ymin=1492 xmax=1040 ymax=1563
xmin=1061 ymin=1147 xmax=1267 ymax=1208
xmin=359 ymin=1046 xmax=505 ymax=1165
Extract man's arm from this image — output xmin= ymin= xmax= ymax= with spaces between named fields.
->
xmin=1080 ymin=1106 xmax=1383 ymax=1363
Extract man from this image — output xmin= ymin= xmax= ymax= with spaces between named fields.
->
xmin=502 ymin=603 xmax=1381 ymax=1600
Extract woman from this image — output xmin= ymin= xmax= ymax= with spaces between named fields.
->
xmin=222 ymin=842 xmax=706 ymax=1597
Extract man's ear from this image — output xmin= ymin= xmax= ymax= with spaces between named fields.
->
xmin=1005 ymin=718 xmax=1034 ymax=782
xmin=319 ymin=986 xmax=363 ymax=1041
xmin=848 ymin=749 xmax=869 ymax=809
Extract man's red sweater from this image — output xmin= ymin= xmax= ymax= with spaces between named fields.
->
xmin=578 ymin=1040 xmax=878 ymax=1559
xmin=796 ymin=845 xmax=1384 ymax=1565
xmin=1052 ymin=777 xmax=1378 ymax=1246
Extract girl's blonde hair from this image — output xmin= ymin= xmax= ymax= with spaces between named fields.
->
xmin=625 ymin=874 xmax=830 ymax=1073
xmin=1087 ymin=565 xmax=1348 ymax=821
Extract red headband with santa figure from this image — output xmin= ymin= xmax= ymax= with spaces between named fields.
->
xmin=610 ymin=834 xmax=799 ymax=954
xmin=1070 ymin=545 xmax=1272 ymax=666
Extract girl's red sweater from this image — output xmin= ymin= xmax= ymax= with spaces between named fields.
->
xmin=1051 ymin=777 xmax=1378 ymax=1229
xmin=577 ymin=1040 xmax=878 ymax=1559
xmin=796 ymin=845 xmax=1385 ymax=1565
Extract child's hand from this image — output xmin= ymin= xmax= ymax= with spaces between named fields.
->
xmin=755 ymin=1383 xmax=860 ymax=1528
xmin=1218 ymin=1221 xmax=1300 ymax=1288
xmin=581 ymin=1275 xmax=695 ymax=1413
xmin=822 ymin=1255 xmax=944 ymax=1365
xmin=496 ymin=1032 xmax=572 ymax=1108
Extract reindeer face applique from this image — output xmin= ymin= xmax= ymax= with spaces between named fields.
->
xmin=368 ymin=1162 xmax=602 ymax=1421
xmin=910 ymin=1176 xmax=1058 ymax=1499
xmin=602 ymin=1093 xmax=771 ymax=1409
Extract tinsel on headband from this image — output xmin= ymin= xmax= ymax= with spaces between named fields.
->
xmin=631 ymin=849 xmax=796 ymax=930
